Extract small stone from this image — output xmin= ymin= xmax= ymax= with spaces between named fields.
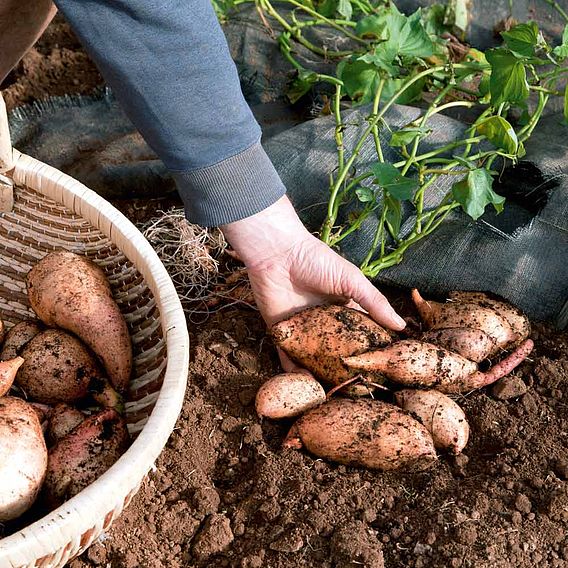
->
xmin=233 ymin=523 xmax=246 ymax=537
xmin=221 ymin=416 xmax=242 ymax=433
xmin=492 ymin=375 xmax=527 ymax=400
xmin=209 ymin=342 xmax=233 ymax=357
xmin=515 ymin=494 xmax=532 ymax=514
xmin=413 ymin=543 xmax=432 ymax=555
xmin=192 ymin=514 xmax=234 ymax=560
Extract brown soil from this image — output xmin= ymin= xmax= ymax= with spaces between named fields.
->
xmin=3 ymin=13 xmax=568 ymax=568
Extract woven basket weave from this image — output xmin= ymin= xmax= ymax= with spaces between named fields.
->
xmin=0 ymin=93 xmax=189 ymax=567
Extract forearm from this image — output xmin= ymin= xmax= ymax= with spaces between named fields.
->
xmin=53 ymin=0 xmax=285 ymax=225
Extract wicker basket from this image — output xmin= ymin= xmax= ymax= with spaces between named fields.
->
xmin=0 ymin=93 xmax=189 ymax=567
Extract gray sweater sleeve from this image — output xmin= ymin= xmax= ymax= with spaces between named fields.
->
xmin=53 ymin=0 xmax=286 ymax=227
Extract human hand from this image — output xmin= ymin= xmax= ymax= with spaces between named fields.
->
xmin=221 ymin=196 xmax=406 ymax=371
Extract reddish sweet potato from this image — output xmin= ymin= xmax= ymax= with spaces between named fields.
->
xmin=394 ymin=389 xmax=469 ymax=454
xmin=411 ymin=289 xmax=517 ymax=352
xmin=0 ymin=356 xmax=24 ymax=396
xmin=0 ymin=320 xmax=43 ymax=361
xmin=47 ymin=403 xmax=86 ymax=445
xmin=256 ymin=373 xmax=326 ymax=419
xmin=0 ymin=397 xmax=48 ymax=521
xmin=42 ymin=408 xmax=129 ymax=508
xmin=26 ymin=251 xmax=132 ymax=392
xmin=271 ymin=305 xmax=392 ymax=388
xmin=284 ymin=398 xmax=437 ymax=471
xmin=343 ymin=340 xmax=478 ymax=389
xmin=422 ymin=327 xmax=496 ymax=362
xmin=17 ymin=329 xmax=122 ymax=410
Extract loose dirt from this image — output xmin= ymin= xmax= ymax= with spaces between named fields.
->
xmin=3 ymin=13 xmax=568 ymax=568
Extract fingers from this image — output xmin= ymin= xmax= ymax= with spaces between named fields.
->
xmin=344 ymin=270 xmax=406 ymax=331
xmin=277 ymin=348 xmax=312 ymax=375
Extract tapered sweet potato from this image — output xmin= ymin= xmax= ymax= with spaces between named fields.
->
xmin=447 ymin=291 xmax=530 ymax=342
xmin=47 ymin=403 xmax=86 ymax=445
xmin=412 ymin=289 xmax=517 ymax=352
xmin=42 ymin=408 xmax=129 ymax=508
xmin=422 ymin=327 xmax=496 ymax=363
xmin=343 ymin=339 xmax=534 ymax=393
xmin=0 ymin=397 xmax=48 ymax=521
xmin=26 ymin=251 xmax=132 ymax=392
xmin=0 ymin=357 xmax=24 ymax=396
xmin=0 ymin=320 xmax=43 ymax=361
xmin=271 ymin=305 xmax=391 ymax=387
xmin=394 ymin=389 xmax=469 ymax=454
xmin=256 ymin=372 xmax=326 ymax=419
xmin=18 ymin=329 xmax=122 ymax=410
xmin=284 ymin=398 xmax=437 ymax=471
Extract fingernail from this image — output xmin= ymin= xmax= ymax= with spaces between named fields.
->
xmin=393 ymin=313 xmax=406 ymax=329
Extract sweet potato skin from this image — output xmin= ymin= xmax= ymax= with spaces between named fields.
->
xmin=412 ymin=289 xmax=517 ymax=351
xmin=255 ymin=373 xmax=326 ymax=419
xmin=343 ymin=340 xmax=478 ymax=388
xmin=395 ymin=389 xmax=469 ymax=454
xmin=289 ymin=398 xmax=437 ymax=471
xmin=0 ymin=320 xmax=44 ymax=361
xmin=42 ymin=408 xmax=129 ymax=508
xmin=271 ymin=305 xmax=391 ymax=387
xmin=0 ymin=397 xmax=48 ymax=521
xmin=47 ymin=403 xmax=86 ymax=446
xmin=26 ymin=251 xmax=132 ymax=392
xmin=18 ymin=329 xmax=106 ymax=404
xmin=0 ymin=357 xmax=24 ymax=397
xmin=422 ymin=327 xmax=496 ymax=363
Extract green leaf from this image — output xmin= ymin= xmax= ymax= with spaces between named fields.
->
xmin=451 ymin=168 xmax=505 ymax=220
xmin=359 ymin=7 xmax=434 ymax=73
xmin=486 ymin=48 xmax=530 ymax=106
xmin=314 ymin=0 xmax=338 ymax=18
xmin=444 ymin=0 xmax=469 ymax=34
xmin=355 ymin=186 xmax=375 ymax=203
xmin=501 ymin=22 xmax=539 ymax=57
xmin=421 ymin=4 xmax=448 ymax=37
xmin=355 ymin=14 xmax=388 ymax=39
xmin=337 ymin=59 xmax=382 ymax=104
xmin=287 ymin=70 xmax=318 ymax=103
xmin=384 ymin=193 xmax=402 ymax=239
xmin=380 ymin=75 xmax=426 ymax=104
xmin=370 ymin=163 xmax=417 ymax=200
xmin=477 ymin=116 xmax=519 ymax=154
xmin=389 ymin=126 xmax=430 ymax=147
xmin=553 ymin=24 xmax=568 ymax=58
xmin=337 ymin=0 xmax=352 ymax=21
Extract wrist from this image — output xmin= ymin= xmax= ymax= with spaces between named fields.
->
xmin=220 ymin=195 xmax=310 ymax=269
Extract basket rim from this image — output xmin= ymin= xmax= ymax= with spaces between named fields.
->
xmin=0 ymin=149 xmax=189 ymax=566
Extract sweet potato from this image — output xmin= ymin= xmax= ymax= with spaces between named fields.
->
xmin=256 ymin=372 xmax=326 ymax=419
xmin=343 ymin=339 xmax=534 ymax=393
xmin=271 ymin=305 xmax=391 ymax=388
xmin=0 ymin=397 xmax=48 ymax=521
xmin=422 ymin=327 xmax=496 ymax=363
xmin=447 ymin=290 xmax=530 ymax=342
xmin=26 ymin=251 xmax=132 ymax=392
xmin=0 ymin=356 xmax=24 ymax=396
xmin=17 ymin=329 xmax=122 ymax=410
xmin=343 ymin=340 xmax=478 ymax=388
xmin=411 ymin=289 xmax=517 ymax=352
xmin=47 ymin=403 xmax=86 ymax=445
xmin=42 ymin=408 xmax=129 ymax=508
xmin=0 ymin=320 xmax=43 ymax=361
xmin=0 ymin=317 xmax=6 ymax=346
xmin=283 ymin=398 xmax=437 ymax=471
xmin=394 ymin=389 xmax=469 ymax=454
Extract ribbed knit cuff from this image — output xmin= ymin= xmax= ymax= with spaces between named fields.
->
xmin=171 ymin=141 xmax=287 ymax=227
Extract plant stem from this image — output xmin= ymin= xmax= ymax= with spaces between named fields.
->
xmin=371 ymin=78 xmax=386 ymax=163
xmin=543 ymin=0 xmax=568 ymax=22
xmin=334 ymin=84 xmax=345 ymax=173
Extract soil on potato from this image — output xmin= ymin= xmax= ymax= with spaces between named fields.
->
xmin=4 ymin=14 xmax=568 ymax=568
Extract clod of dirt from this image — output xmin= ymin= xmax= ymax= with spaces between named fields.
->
xmin=330 ymin=521 xmax=384 ymax=568
xmin=491 ymin=374 xmax=528 ymax=399
xmin=192 ymin=513 xmax=234 ymax=561
xmin=192 ymin=487 xmax=221 ymax=517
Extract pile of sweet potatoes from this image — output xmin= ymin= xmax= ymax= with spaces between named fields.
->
xmin=256 ymin=290 xmax=534 ymax=471
xmin=0 ymin=251 xmax=132 ymax=524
